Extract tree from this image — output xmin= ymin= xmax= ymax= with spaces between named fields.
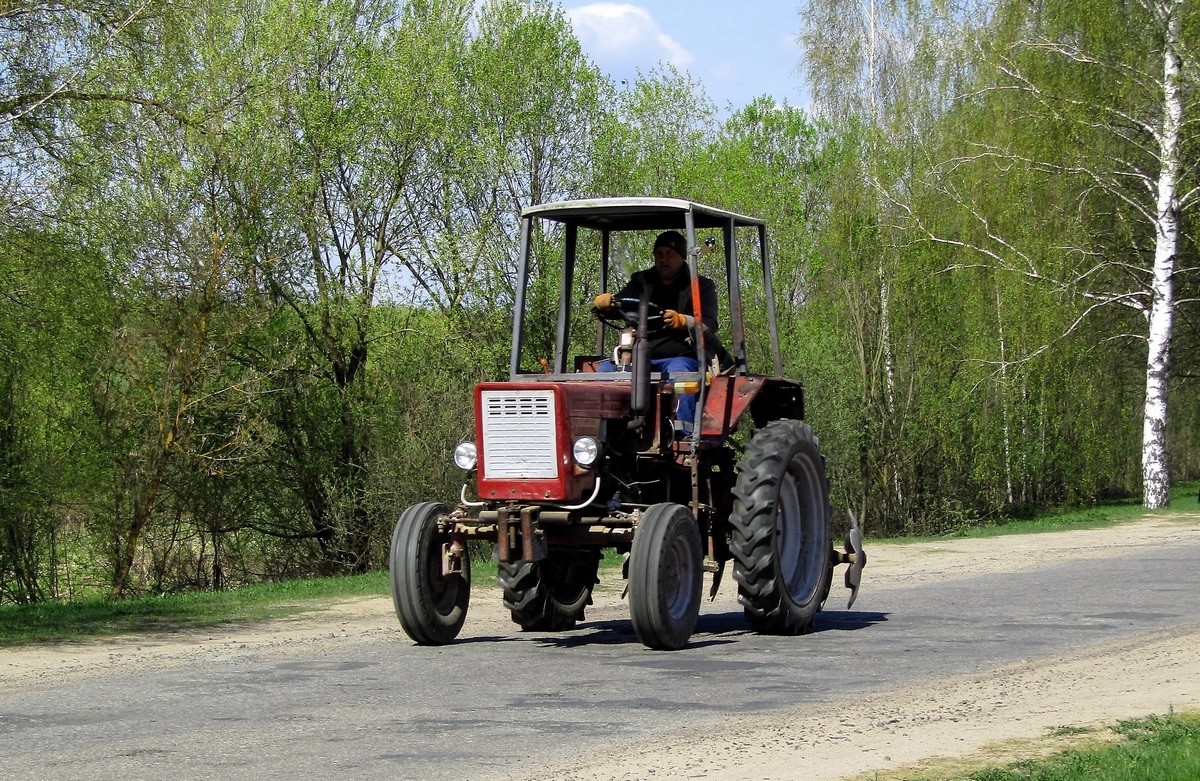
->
xmin=800 ymin=0 xmax=924 ymax=529
xmin=903 ymin=0 xmax=1199 ymax=508
xmin=0 ymin=229 xmax=112 ymax=602
xmin=0 ymin=0 xmax=180 ymax=230
xmin=589 ymin=66 xmax=716 ymax=200
xmin=392 ymin=0 xmax=603 ymax=327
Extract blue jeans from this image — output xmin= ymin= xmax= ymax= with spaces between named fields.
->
xmin=598 ymin=355 xmax=700 ymax=425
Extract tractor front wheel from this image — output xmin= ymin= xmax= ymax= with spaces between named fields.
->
xmin=628 ymin=502 xmax=702 ymax=650
xmin=390 ymin=502 xmax=470 ymax=645
xmin=729 ymin=420 xmax=831 ymax=635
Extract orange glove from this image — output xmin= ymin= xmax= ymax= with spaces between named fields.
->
xmin=594 ymin=292 xmax=615 ymax=311
xmin=663 ymin=309 xmax=694 ymax=329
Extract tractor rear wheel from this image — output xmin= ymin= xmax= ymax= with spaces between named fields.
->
xmin=498 ymin=550 xmax=601 ymax=631
xmin=628 ymin=502 xmax=703 ymax=650
xmin=729 ymin=420 xmax=831 ymax=635
xmin=390 ymin=502 xmax=470 ymax=645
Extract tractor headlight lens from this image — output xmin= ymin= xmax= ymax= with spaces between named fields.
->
xmin=572 ymin=436 xmax=600 ymax=467
xmin=453 ymin=441 xmax=477 ymax=471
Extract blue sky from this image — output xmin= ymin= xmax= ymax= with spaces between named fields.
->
xmin=563 ymin=2 xmax=809 ymax=112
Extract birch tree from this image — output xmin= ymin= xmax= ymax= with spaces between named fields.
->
xmin=906 ymin=0 xmax=1199 ymax=508
xmin=1141 ymin=0 xmax=1190 ymax=507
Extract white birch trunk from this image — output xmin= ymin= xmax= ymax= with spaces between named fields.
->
xmin=996 ymin=286 xmax=1014 ymax=506
xmin=1141 ymin=0 xmax=1182 ymax=509
xmin=880 ymin=263 xmax=896 ymax=414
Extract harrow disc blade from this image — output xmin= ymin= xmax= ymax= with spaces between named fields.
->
xmin=843 ymin=511 xmax=866 ymax=609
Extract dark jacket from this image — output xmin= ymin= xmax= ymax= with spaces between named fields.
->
xmin=616 ymin=266 xmax=719 ymax=358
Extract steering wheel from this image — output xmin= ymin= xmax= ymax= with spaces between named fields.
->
xmin=594 ymin=296 xmax=667 ymax=334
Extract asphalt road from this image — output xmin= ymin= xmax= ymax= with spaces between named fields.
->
xmin=3 ymin=538 xmax=1199 ymax=781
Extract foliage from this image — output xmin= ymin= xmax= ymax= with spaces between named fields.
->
xmin=0 ymin=0 xmax=605 ymax=600
xmin=799 ymin=0 xmax=1200 ymax=533
xmin=2 ymin=0 xmax=1199 ymax=602
xmin=0 ymin=229 xmax=113 ymax=603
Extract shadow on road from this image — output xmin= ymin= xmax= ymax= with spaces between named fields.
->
xmin=812 ymin=610 xmax=890 ymax=633
xmin=448 ymin=608 xmax=890 ymax=651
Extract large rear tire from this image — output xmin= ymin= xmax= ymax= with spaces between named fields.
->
xmin=628 ymin=502 xmax=702 ymax=650
xmin=729 ymin=420 xmax=831 ymax=635
xmin=390 ymin=502 xmax=470 ymax=645
xmin=498 ymin=550 xmax=601 ymax=631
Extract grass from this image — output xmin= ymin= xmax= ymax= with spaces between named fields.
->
xmin=882 ymin=480 xmax=1200 ymax=545
xmin=1 ymin=484 xmax=1196 ymax=647
xmin=0 ymin=550 xmax=621 ymax=647
xmin=900 ymin=712 xmax=1200 ymax=781
xmin=0 ymin=571 xmax=390 ymax=647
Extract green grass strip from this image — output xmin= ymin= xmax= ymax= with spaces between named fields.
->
xmin=884 ymin=480 xmax=1199 ymax=545
xmin=0 ymin=571 xmax=390 ymax=647
xmin=956 ymin=712 xmax=1200 ymax=781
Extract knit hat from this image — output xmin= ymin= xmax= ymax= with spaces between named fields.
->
xmin=653 ymin=230 xmax=687 ymax=259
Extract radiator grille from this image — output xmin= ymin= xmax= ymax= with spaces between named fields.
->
xmin=480 ymin=390 xmax=559 ymax=479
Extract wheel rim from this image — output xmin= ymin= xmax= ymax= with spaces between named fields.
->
xmin=664 ymin=533 xmax=696 ymax=620
xmin=775 ymin=452 xmax=824 ymax=599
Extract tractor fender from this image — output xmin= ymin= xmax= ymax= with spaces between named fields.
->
xmin=701 ymin=376 xmax=805 ymax=437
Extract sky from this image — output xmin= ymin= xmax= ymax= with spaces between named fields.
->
xmin=563 ymin=2 xmax=810 ymax=113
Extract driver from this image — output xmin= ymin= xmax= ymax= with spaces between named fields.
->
xmin=593 ymin=230 xmax=719 ymax=425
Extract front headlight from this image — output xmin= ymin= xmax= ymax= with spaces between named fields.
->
xmin=453 ymin=441 xmax=477 ymax=471
xmin=572 ymin=436 xmax=600 ymax=467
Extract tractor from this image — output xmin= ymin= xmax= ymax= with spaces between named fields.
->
xmin=389 ymin=197 xmax=865 ymax=650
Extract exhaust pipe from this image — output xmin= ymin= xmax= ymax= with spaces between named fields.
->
xmin=628 ymin=292 xmax=652 ymax=429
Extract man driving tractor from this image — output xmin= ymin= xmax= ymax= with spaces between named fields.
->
xmin=592 ymin=230 xmax=719 ymax=426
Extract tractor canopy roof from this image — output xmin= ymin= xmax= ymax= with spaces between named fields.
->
xmin=510 ymin=197 xmax=783 ymax=380
xmin=521 ymin=197 xmax=765 ymax=232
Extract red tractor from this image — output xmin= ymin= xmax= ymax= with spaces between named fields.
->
xmin=390 ymin=197 xmax=865 ymax=650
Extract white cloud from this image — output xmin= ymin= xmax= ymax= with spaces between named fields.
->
xmin=567 ymin=3 xmax=694 ymax=70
